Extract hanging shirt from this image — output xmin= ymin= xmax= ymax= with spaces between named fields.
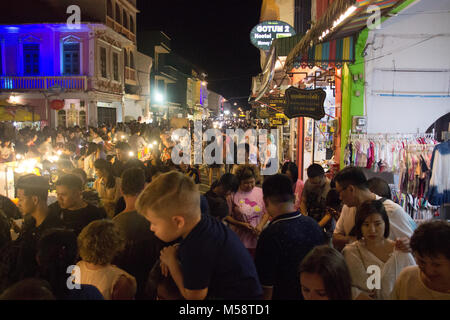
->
xmin=427 ymin=141 xmax=450 ymax=205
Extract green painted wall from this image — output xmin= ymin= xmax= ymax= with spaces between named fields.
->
xmin=340 ymin=29 xmax=368 ymax=169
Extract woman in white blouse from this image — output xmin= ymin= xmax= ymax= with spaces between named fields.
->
xmin=343 ymin=200 xmax=415 ymax=300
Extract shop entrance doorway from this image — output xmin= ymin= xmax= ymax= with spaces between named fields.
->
xmin=98 ymin=107 xmax=116 ymax=126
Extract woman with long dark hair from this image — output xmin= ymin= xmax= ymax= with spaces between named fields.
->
xmin=94 ymin=158 xmax=121 ymax=218
xmin=299 ymin=245 xmax=352 ymax=300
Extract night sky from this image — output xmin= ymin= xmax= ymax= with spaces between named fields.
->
xmin=137 ymin=0 xmax=263 ymax=108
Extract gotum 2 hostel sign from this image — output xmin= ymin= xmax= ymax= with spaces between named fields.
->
xmin=250 ymin=20 xmax=296 ymax=51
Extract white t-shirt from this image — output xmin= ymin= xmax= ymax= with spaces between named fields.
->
xmin=343 ymin=240 xmax=416 ymax=300
xmin=333 ymin=195 xmax=416 ymax=241
xmin=391 ymin=265 xmax=450 ymax=300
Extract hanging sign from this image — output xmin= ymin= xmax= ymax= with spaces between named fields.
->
xmin=250 ymin=20 xmax=296 ymax=51
xmin=284 ymin=87 xmax=326 ymax=120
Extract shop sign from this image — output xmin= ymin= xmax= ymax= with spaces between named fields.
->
xmin=250 ymin=20 xmax=296 ymax=51
xmin=269 ymin=117 xmax=286 ymax=127
xmin=268 ymin=97 xmax=286 ymax=109
xmin=284 ymin=87 xmax=326 ymax=120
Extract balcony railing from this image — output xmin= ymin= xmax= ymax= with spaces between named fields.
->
xmin=106 ymin=16 xmax=136 ymax=43
xmin=0 ymin=76 xmax=87 ymax=91
xmin=125 ymin=67 xmax=136 ymax=82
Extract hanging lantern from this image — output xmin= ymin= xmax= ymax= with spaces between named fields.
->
xmin=50 ymin=100 xmax=64 ymax=110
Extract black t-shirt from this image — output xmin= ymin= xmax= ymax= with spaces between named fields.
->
xmin=112 ymin=210 xmax=164 ymax=300
xmin=255 ymin=211 xmax=325 ymax=300
xmin=178 ymin=214 xmax=262 ymax=300
xmin=0 ymin=212 xmax=64 ymax=291
xmin=48 ymin=202 xmax=106 ymax=236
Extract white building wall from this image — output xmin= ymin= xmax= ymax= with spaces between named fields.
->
xmin=365 ymin=0 xmax=450 ymax=133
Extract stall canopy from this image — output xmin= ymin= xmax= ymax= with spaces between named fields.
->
xmin=285 ymin=0 xmax=410 ymax=70
xmin=0 ymin=99 xmax=40 ymax=122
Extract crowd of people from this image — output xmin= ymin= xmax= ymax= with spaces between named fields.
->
xmin=0 ymin=121 xmax=448 ymax=300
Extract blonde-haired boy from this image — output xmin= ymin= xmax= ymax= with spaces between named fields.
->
xmin=137 ymin=171 xmax=262 ymax=300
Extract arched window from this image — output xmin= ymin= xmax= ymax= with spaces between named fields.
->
xmin=130 ymin=51 xmax=134 ymax=69
xmin=107 ymin=0 xmax=113 ymax=17
xmin=123 ymin=9 xmax=128 ymax=29
xmin=124 ymin=49 xmax=128 ymax=67
xmin=130 ymin=15 xmax=134 ymax=33
xmin=115 ymin=3 xmax=121 ymax=24
xmin=58 ymin=110 xmax=66 ymax=128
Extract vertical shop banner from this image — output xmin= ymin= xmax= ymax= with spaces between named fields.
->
xmin=284 ymin=87 xmax=326 ymax=120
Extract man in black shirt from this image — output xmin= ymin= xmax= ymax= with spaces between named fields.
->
xmin=113 ymin=167 xmax=164 ymax=299
xmin=0 ymin=175 xmax=63 ymax=292
xmin=112 ymin=142 xmax=132 ymax=178
xmin=255 ymin=174 xmax=325 ymax=300
xmin=51 ymin=174 xmax=106 ymax=236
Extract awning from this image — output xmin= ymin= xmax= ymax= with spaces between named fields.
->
xmin=293 ymin=36 xmax=354 ymax=69
xmin=285 ymin=0 xmax=409 ymax=70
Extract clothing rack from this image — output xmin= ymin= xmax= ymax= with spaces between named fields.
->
xmin=348 ymin=132 xmax=435 ymax=142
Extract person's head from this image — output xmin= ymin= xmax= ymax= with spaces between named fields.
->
xmin=115 ymin=142 xmax=132 ymax=162
xmin=2 ymin=138 xmax=11 ymax=147
xmin=71 ymin=168 xmax=87 ymax=187
xmin=147 ymin=261 xmax=183 ymax=300
xmin=212 ymin=173 xmax=239 ymax=197
xmin=334 ymin=166 xmax=369 ymax=207
xmin=354 ymin=200 xmax=390 ymax=241
xmin=94 ymin=158 xmax=112 ymax=180
xmin=367 ymin=177 xmax=391 ymax=200
xmin=299 ymin=245 xmax=352 ymax=300
xmin=121 ymin=167 xmax=146 ymax=197
xmin=55 ymin=174 xmax=84 ymax=209
xmin=307 ymin=164 xmax=325 ymax=187
xmin=136 ymin=171 xmax=200 ymax=243
xmin=262 ymin=174 xmax=295 ymax=216
xmin=234 ymin=164 xmax=258 ymax=193
xmin=0 ymin=278 xmax=55 ymax=300
xmin=410 ymin=220 xmax=450 ymax=285
xmin=16 ymin=175 xmax=49 ymax=217
xmin=86 ymin=142 xmax=97 ymax=156
xmin=78 ymin=220 xmax=125 ymax=266
xmin=281 ymin=162 xmax=298 ymax=184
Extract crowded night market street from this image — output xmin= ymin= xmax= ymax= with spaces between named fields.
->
xmin=0 ymin=0 xmax=449 ymax=313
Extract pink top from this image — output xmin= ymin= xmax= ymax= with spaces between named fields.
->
xmin=231 ymin=186 xmax=266 ymax=249
xmin=294 ymin=179 xmax=304 ymax=210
